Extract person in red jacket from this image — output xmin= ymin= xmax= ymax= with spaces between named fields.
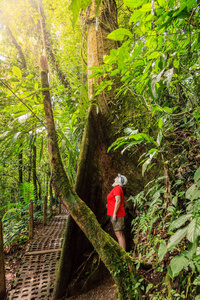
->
xmin=107 ymin=174 xmax=127 ymax=250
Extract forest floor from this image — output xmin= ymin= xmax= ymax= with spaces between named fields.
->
xmin=67 ymin=276 xmax=118 ymax=300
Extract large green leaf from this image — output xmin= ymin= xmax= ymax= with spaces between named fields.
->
xmin=187 ymin=218 xmax=200 ymax=243
xmin=194 ymin=167 xmax=200 ymax=183
xmin=169 ymin=213 xmax=193 ymax=231
xmin=186 ymin=184 xmax=200 ymax=200
xmin=170 ymin=255 xmax=189 ymax=278
xmin=167 ymin=226 xmax=188 ymax=250
xmin=158 ymin=240 xmax=167 ymax=262
xmin=12 ymin=66 xmax=22 ymax=78
xmin=194 ymin=277 xmax=200 ymax=286
xmin=107 ymin=28 xmax=133 ymax=41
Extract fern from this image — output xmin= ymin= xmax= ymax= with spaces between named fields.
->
xmin=19 ymin=182 xmax=36 ymax=204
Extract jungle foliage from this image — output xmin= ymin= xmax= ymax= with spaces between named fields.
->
xmin=0 ymin=0 xmax=200 ymax=299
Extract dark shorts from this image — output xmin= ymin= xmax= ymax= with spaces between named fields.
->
xmin=110 ymin=216 xmax=125 ymax=231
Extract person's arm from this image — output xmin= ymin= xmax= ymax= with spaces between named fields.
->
xmin=112 ymin=195 xmax=121 ymax=222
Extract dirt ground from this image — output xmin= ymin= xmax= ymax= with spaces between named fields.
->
xmin=66 ymin=277 xmax=118 ymax=300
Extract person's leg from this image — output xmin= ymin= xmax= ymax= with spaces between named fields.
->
xmin=115 ymin=230 xmax=126 ymax=251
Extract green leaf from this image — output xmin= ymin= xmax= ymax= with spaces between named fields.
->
xmin=124 ymin=0 xmax=144 ymax=8
xmin=11 ymin=132 xmax=21 ymax=143
xmin=151 ymin=105 xmax=163 ymax=115
xmin=148 ymin=51 xmax=160 ymax=59
xmin=187 ymin=218 xmax=200 ymax=243
xmin=146 ymin=283 xmax=153 ymax=293
xmin=194 ymin=167 xmax=200 ymax=183
xmin=158 ymin=240 xmax=167 ymax=262
xmin=132 ymin=60 xmax=144 ymax=67
xmin=131 ymin=43 xmax=144 ymax=60
xmin=142 ymin=158 xmax=151 ymax=176
xmin=12 ymin=66 xmax=22 ymax=78
xmin=69 ymin=0 xmax=92 ymax=27
xmin=110 ymin=69 xmax=120 ymax=76
xmin=156 ymin=130 xmax=162 ymax=146
xmin=148 ymin=148 xmax=158 ymax=154
xmin=194 ymin=280 xmax=200 ymax=288
xmin=170 ymin=255 xmax=189 ymax=278
xmin=140 ymin=3 xmax=152 ymax=12
xmin=167 ymin=226 xmax=188 ymax=250
xmin=163 ymin=106 xmax=173 ymax=113
xmin=158 ymin=118 xmax=163 ymax=128
xmin=129 ymin=11 xmax=143 ymax=24
xmin=169 ymin=213 xmax=193 ymax=231
xmin=186 ymin=184 xmax=200 ymax=200
xmin=157 ymin=0 xmax=165 ymax=6
xmin=107 ymin=28 xmax=133 ymax=41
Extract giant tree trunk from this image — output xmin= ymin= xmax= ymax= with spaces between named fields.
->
xmin=53 ymin=0 xmax=146 ymax=298
xmin=40 ymin=61 xmax=142 ymax=299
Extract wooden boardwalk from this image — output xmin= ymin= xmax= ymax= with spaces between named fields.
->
xmin=8 ymin=209 xmax=67 ymax=300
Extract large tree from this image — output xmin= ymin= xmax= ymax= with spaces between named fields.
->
xmin=51 ymin=0 xmax=149 ymax=299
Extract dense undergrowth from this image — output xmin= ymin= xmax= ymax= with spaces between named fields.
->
xmin=125 ymin=136 xmax=200 ymax=299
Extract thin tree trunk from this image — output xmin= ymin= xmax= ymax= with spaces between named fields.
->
xmin=19 ymin=149 xmax=23 ymax=186
xmin=0 ymin=10 xmax=27 ymax=69
xmin=37 ymin=0 xmax=71 ymax=90
xmin=33 ymin=145 xmax=38 ymax=201
xmin=18 ymin=148 xmax=23 ymax=203
xmin=36 ymin=174 xmax=42 ymax=200
xmin=27 ymin=151 xmax=32 ymax=183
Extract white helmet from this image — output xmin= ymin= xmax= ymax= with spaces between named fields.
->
xmin=118 ymin=174 xmax=127 ymax=187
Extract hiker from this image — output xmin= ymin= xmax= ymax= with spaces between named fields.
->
xmin=107 ymin=174 xmax=127 ymax=251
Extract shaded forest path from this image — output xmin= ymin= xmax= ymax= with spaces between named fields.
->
xmin=8 ymin=206 xmax=68 ymax=300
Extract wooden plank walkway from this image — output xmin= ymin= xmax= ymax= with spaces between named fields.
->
xmin=8 ymin=208 xmax=67 ymax=300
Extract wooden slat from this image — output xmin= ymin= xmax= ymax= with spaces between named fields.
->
xmin=26 ymin=248 xmax=61 ymax=255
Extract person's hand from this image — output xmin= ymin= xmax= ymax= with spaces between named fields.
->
xmin=112 ymin=214 xmax=117 ymax=222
